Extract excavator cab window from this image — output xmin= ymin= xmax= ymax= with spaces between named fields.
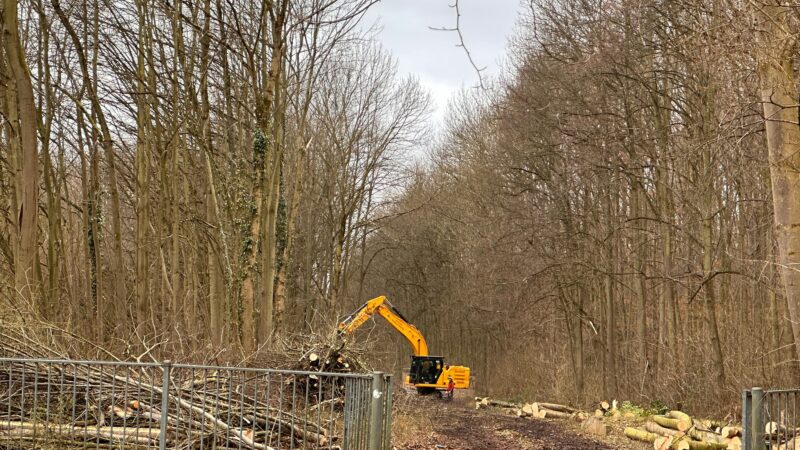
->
xmin=409 ymin=356 xmax=445 ymax=385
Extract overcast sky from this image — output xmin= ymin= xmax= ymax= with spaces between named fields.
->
xmin=363 ymin=0 xmax=521 ymax=129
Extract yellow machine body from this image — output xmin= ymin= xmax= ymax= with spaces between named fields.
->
xmin=405 ymin=364 xmax=471 ymax=390
xmin=339 ymin=295 xmax=471 ymax=393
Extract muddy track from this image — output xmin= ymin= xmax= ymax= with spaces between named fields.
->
xmin=396 ymin=403 xmax=615 ymax=450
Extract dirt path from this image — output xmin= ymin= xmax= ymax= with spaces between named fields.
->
xmin=394 ymin=401 xmax=618 ymax=450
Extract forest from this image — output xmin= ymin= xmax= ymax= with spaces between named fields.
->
xmin=1 ymin=0 xmax=800 ymax=417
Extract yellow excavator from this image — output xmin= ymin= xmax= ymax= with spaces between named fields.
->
xmin=337 ymin=295 xmax=470 ymax=395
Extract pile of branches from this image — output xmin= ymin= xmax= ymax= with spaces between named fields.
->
xmin=257 ymin=331 xmax=369 ymax=373
xmin=624 ymin=411 xmax=742 ymax=450
xmin=0 ymin=359 xmax=341 ymax=449
xmin=255 ymin=331 xmax=371 ymax=405
xmin=0 ymin=324 xmax=370 ymax=448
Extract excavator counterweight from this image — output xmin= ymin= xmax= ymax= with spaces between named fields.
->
xmin=338 ymin=295 xmax=471 ymax=394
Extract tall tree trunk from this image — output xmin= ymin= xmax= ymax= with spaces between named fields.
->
xmin=5 ymin=0 xmax=39 ymax=307
xmin=37 ymin=3 xmax=59 ymax=318
xmin=604 ymin=188 xmax=618 ymax=399
xmin=240 ymin=0 xmax=287 ymax=351
xmin=755 ymin=3 xmax=800 ymax=378
xmin=702 ymin=208 xmax=726 ymax=386
xmin=135 ymin=0 xmax=151 ymax=330
xmin=52 ymin=0 xmax=126 ymax=337
xmin=274 ymin=137 xmax=307 ymax=334
xmin=633 ymin=180 xmax=648 ymax=382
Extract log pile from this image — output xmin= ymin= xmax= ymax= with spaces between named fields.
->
xmin=474 ymin=397 xmax=586 ymax=421
xmin=623 ymin=410 xmax=742 ymax=450
xmin=597 ymin=400 xmax=619 ymax=418
xmin=475 ymin=396 xmax=745 ymax=450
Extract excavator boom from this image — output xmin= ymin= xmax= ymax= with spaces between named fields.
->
xmin=338 ymin=296 xmax=429 ymax=356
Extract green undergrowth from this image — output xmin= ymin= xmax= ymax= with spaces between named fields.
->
xmin=615 ymin=400 xmax=670 ymax=418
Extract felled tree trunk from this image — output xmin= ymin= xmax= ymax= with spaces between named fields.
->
xmin=625 ymin=427 xmax=661 ymax=443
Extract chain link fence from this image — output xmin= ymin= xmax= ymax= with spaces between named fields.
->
xmin=0 ymin=357 xmax=392 ymax=450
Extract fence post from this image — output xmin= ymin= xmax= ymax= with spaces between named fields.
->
xmin=752 ymin=388 xmax=765 ymax=450
xmin=743 ymin=390 xmax=752 ymax=450
xmin=382 ymin=375 xmax=393 ymax=450
xmin=368 ymin=372 xmax=384 ymax=450
xmin=159 ymin=360 xmax=172 ymax=450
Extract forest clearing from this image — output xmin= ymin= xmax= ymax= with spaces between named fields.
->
xmin=5 ymin=0 xmax=800 ymax=448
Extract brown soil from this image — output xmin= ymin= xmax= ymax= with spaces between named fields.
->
xmin=393 ymin=399 xmax=643 ymax=450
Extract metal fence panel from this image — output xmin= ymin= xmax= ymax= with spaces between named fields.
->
xmin=0 ymin=357 xmax=393 ymax=450
xmin=743 ymin=389 xmax=752 ymax=450
xmin=744 ymin=387 xmax=800 ymax=450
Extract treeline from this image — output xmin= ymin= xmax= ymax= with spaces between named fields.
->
xmin=359 ymin=0 xmax=800 ymax=415
xmin=0 ymin=0 xmax=428 ymax=355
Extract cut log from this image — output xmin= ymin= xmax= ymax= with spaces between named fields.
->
xmin=595 ymin=409 xmax=604 ymax=418
xmin=766 ymin=421 xmax=784 ymax=436
xmin=654 ymin=415 xmax=691 ymax=432
xmin=600 ymin=401 xmax=611 ymax=411
xmin=0 ymin=420 xmax=162 ymax=445
xmin=582 ymin=417 xmax=608 ymax=437
xmin=688 ymin=429 xmax=726 ymax=444
xmin=540 ymin=408 xmax=572 ymax=419
xmin=655 ymin=436 xmax=672 ymax=450
xmin=485 ymin=399 xmax=518 ymax=409
xmin=667 ymin=410 xmax=690 ymax=421
xmin=522 ymin=404 xmax=536 ymax=416
xmin=696 ymin=419 xmax=713 ymax=430
xmin=666 ymin=411 xmax=693 ymax=431
xmin=707 ymin=420 xmax=728 ymax=429
xmin=538 ymin=402 xmax=577 ymax=413
xmin=777 ymin=437 xmax=800 ymax=450
xmin=625 ymin=427 xmax=661 ymax=443
xmin=764 ymin=421 xmax=800 ymax=437
xmin=686 ymin=440 xmax=728 ymax=450
xmin=645 ymin=421 xmax=680 ymax=437
xmin=724 ymin=437 xmax=742 ymax=450
xmin=721 ymin=427 xmax=742 ymax=438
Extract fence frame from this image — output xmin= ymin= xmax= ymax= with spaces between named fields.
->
xmin=743 ymin=387 xmax=800 ymax=450
xmin=0 ymin=357 xmax=393 ymax=450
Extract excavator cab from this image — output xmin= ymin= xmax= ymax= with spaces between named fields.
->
xmin=409 ymin=356 xmax=444 ymax=385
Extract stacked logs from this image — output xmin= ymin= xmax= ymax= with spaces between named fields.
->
xmin=624 ymin=411 xmax=742 ymax=450
xmin=475 ymin=397 xmax=745 ymax=447
xmin=474 ymin=397 xmax=587 ymax=421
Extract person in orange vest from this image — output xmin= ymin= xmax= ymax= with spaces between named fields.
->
xmin=446 ymin=376 xmax=455 ymax=400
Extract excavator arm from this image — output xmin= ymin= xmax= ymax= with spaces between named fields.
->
xmin=338 ymin=296 xmax=429 ymax=356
